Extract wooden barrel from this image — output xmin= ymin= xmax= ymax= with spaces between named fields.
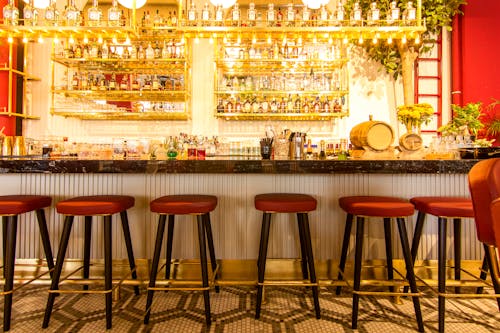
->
xmin=350 ymin=120 xmax=394 ymax=151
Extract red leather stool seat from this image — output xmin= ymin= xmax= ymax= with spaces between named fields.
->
xmin=410 ymin=196 xmax=474 ymax=218
xmin=56 ymin=195 xmax=134 ymax=215
xmin=255 ymin=193 xmax=317 ymax=213
xmin=339 ymin=196 xmax=414 ymax=217
xmin=0 ymin=195 xmax=52 ymax=215
xmin=150 ymin=195 xmax=217 ymax=215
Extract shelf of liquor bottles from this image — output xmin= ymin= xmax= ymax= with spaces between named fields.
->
xmin=50 ymin=109 xmax=189 ymax=120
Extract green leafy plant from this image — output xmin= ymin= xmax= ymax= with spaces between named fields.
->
xmin=438 ymin=102 xmax=483 ymax=136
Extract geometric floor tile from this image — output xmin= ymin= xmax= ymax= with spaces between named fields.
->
xmin=1 ymin=285 xmax=499 ymax=332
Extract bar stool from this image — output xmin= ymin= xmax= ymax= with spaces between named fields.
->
xmin=336 ymin=196 xmax=424 ymax=332
xmin=42 ymin=195 xmax=139 ymax=330
xmin=144 ymin=195 xmax=218 ymax=326
xmin=0 ymin=195 xmax=55 ymax=332
xmin=254 ymin=193 xmax=320 ymax=319
xmin=406 ymin=196 xmax=475 ymax=332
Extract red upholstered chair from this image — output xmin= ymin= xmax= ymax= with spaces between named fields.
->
xmin=336 ymin=196 xmax=424 ymax=332
xmin=42 ymin=195 xmax=138 ymax=330
xmin=144 ymin=195 xmax=218 ymax=326
xmin=406 ymin=196 xmax=475 ymax=333
xmin=468 ymin=158 xmax=500 ymax=308
xmin=0 ymin=195 xmax=54 ymax=331
xmin=254 ymin=193 xmax=320 ymax=319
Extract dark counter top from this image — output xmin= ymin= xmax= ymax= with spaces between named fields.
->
xmin=0 ymin=158 xmax=479 ymax=174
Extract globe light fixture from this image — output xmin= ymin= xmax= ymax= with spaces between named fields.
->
xmin=210 ymin=0 xmax=237 ymax=9
xmin=302 ymin=0 xmax=329 ymax=10
xmin=118 ymin=0 xmax=147 ymax=9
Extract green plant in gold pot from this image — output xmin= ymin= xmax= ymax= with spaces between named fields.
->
xmin=438 ymin=102 xmax=484 ymax=138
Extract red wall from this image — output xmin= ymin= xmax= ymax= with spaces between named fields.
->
xmin=0 ymin=0 xmax=16 ymax=136
xmin=455 ymin=0 xmax=500 ymax=107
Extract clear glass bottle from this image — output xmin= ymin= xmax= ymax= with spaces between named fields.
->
xmin=319 ymin=4 xmax=329 ymax=26
xmin=70 ymin=71 xmax=79 ymax=90
xmin=403 ymin=1 xmax=416 ymax=24
xmin=387 ymin=1 xmax=399 ymax=25
xmin=161 ymin=40 xmax=169 ymax=59
xmin=108 ymin=0 xmax=121 ymax=27
xmin=101 ymin=41 xmax=109 ymax=59
xmin=187 ymin=2 xmax=197 ymax=26
xmin=214 ymin=5 xmax=224 ymax=26
xmin=145 ymin=42 xmax=155 ymax=60
xmin=266 ymin=4 xmax=275 ymax=27
xmin=44 ymin=0 xmax=59 ymax=26
xmin=201 ymin=2 xmax=210 ymax=26
xmin=65 ymin=0 xmax=80 ymax=26
xmin=247 ymin=3 xmax=257 ymax=27
xmin=3 ymin=0 xmax=19 ymax=26
xmin=153 ymin=9 xmax=162 ymax=27
xmin=23 ymin=0 xmax=37 ymax=26
xmin=367 ymin=1 xmax=380 ymax=25
xmin=87 ymin=0 xmax=102 ymax=27
xmin=231 ymin=3 xmax=240 ymax=27
xmin=301 ymin=4 xmax=310 ymax=27
xmin=334 ymin=1 xmax=345 ymax=26
xmin=286 ymin=3 xmax=295 ymax=27
xmin=350 ymin=1 xmax=362 ymax=26
xmin=120 ymin=75 xmax=129 ymax=90
xmin=108 ymin=73 xmax=117 ymax=90
xmin=171 ymin=10 xmax=178 ymax=26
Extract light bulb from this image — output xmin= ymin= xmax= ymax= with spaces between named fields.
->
xmin=117 ymin=0 xmax=147 ymax=10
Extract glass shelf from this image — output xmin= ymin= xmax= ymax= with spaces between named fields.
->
xmin=214 ymin=111 xmax=348 ymax=121
xmin=52 ymin=57 xmax=187 ymax=73
xmin=53 ymin=89 xmax=188 ymax=102
xmin=51 ymin=109 xmax=188 ymax=120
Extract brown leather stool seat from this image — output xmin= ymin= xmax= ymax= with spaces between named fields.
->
xmin=337 ymin=196 xmax=424 ymax=332
xmin=145 ymin=195 xmax=219 ymax=326
xmin=408 ymin=196 xmax=481 ymax=332
xmin=0 ymin=195 xmax=54 ymax=332
xmin=254 ymin=193 xmax=320 ymax=319
xmin=43 ymin=195 xmax=138 ymax=330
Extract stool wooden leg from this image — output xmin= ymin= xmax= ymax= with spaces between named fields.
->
xmin=351 ymin=216 xmax=365 ymax=330
xmin=3 ymin=216 xmax=17 ymax=332
xmin=144 ymin=214 xmax=167 ymax=324
xmin=43 ymin=216 xmax=74 ymax=329
xmin=197 ymin=215 xmax=211 ymax=325
xmin=484 ymin=244 xmax=500 ymax=310
xmin=404 ymin=211 xmax=426 ymax=294
xmin=165 ymin=215 xmax=175 ymax=281
xmin=301 ymin=213 xmax=320 ymax=319
xmin=203 ymin=213 xmax=219 ymax=293
xmin=120 ymin=211 xmax=139 ymax=295
xmin=336 ymin=213 xmax=353 ymax=295
xmin=383 ymin=218 xmax=395 ymax=293
xmin=397 ymin=217 xmax=424 ymax=333
xmin=2 ymin=217 xmax=7 ymax=280
xmin=35 ymin=209 xmax=55 ymax=277
xmin=83 ymin=216 xmax=92 ymax=291
xmin=438 ymin=217 xmax=447 ymax=333
xmin=297 ymin=213 xmax=309 ymax=282
xmin=103 ymin=215 xmax=113 ymax=330
xmin=476 ymin=254 xmax=488 ymax=294
xmin=256 ymin=212 xmax=271 ymax=319
xmin=453 ymin=218 xmax=462 ymax=294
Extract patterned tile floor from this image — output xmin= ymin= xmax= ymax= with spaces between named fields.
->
xmin=2 ymin=285 xmax=499 ymax=333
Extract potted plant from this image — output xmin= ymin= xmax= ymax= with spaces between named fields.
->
xmin=397 ymin=103 xmax=435 ymax=133
xmin=438 ymin=102 xmax=484 ymax=138
xmin=478 ymin=99 xmax=500 ymax=146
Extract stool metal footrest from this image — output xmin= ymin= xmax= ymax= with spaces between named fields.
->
xmin=0 ymin=263 xmax=53 ymax=296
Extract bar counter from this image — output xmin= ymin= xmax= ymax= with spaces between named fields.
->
xmin=0 ymin=158 xmax=481 ymax=262
xmin=0 ymin=158 xmax=478 ymax=174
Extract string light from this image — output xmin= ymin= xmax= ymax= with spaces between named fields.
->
xmin=53 ymin=36 xmax=59 ymax=44
xmin=68 ymin=36 xmax=75 ymax=44
xmin=343 ymin=36 xmax=348 ymax=44
xmin=387 ymin=36 xmax=393 ymax=44
xmin=414 ymin=35 xmax=420 ymax=44
xmin=37 ymin=36 xmax=43 ymax=44
xmin=358 ymin=35 xmax=363 ymax=44
xmin=22 ymin=36 xmax=28 ymax=44
xmin=7 ymin=36 xmax=13 ymax=44
xmin=83 ymin=36 xmax=89 ymax=44
xmin=402 ymin=35 xmax=407 ymax=44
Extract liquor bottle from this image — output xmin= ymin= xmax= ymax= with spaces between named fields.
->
xmin=323 ymin=96 xmax=331 ymax=113
xmin=87 ymin=0 xmax=102 ymax=27
xmin=403 ymin=1 xmax=416 ymax=24
xmin=153 ymin=9 xmax=162 ymax=27
xmin=80 ymin=72 xmax=88 ymax=90
xmin=334 ymin=1 xmax=345 ymax=26
xmin=301 ymin=5 xmax=310 ymax=27
xmin=64 ymin=0 xmax=80 ymax=26
xmin=171 ymin=10 xmax=178 ymax=26
xmin=187 ymin=2 xmax=197 ymax=26
xmin=201 ymin=2 xmax=210 ymax=26
xmin=108 ymin=0 xmax=121 ymax=27
xmin=367 ymin=1 xmax=380 ymax=25
xmin=276 ymin=7 xmax=283 ymax=27
xmin=143 ymin=76 xmax=152 ymax=90
xmin=319 ymin=140 xmax=326 ymax=159
xmin=152 ymin=75 xmax=160 ymax=90
xmin=313 ymin=97 xmax=321 ymax=112
xmin=23 ymin=0 xmax=37 ymax=26
xmin=225 ymin=97 xmax=233 ymax=113
xmin=243 ymin=96 xmax=251 ymax=113
xmin=286 ymin=3 xmax=295 ymax=27
xmin=350 ymin=1 xmax=362 ymax=26
xmin=44 ymin=0 xmax=59 ymax=26
xmin=145 ymin=42 xmax=154 ymax=59
xmin=387 ymin=1 xmax=399 ymax=25
xmin=137 ymin=44 xmax=145 ymax=60
xmin=235 ymin=97 xmax=242 ymax=113
xmin=247 ymin=3 xmax=256 ymax=27
xmin=217 ymin=99 xmax=224 ymax=113
xmin=294 ymin=94 xmax=301 ymax=112
xmin=108 ymin=73 xmax=117 ymax=90
xmin=131 ymin=76 xmax=140 ymax=90
xmin=302 ymin=97 xmax=310 ymax=113
xmin=154 ymin=42 xmax=161 ymax=59
xmin=122 ymin=45 xmax=130 ymax=59
xmin=214 ymin=5 xmax=223 ymax=26
xmin=101 ymin=42 xmax=109 ymax=59
xmin=74 ymin=43 xmax=82 ymax=58
xmin=166 ymin=11 xmax=172 ymax=25
xmin=120 ymin=75 xmax=129 ymax=90
xmin=161 ymin=40 xmax=169 ymax=59
xmin=71 ymin=72 xmax=79 ymax=90
xmin=3 ymin=0 xmax=19 ymax=26
xmin=270 ymin=97 xmax=278 ymax=113
xmin=266 ymin=4 xmax=275 ymax=27
xmin=98 ymin=76 xmax=107 ymax=91
xmin=130 ymin=44 xmax=137 ymax=59
xmin=286 ymin=94 xmax=294 ymax=113
xmin=319 ymin=5 xmax=329 ymax=26
xmin=261 ymin=96 xmax=269 ymax=113
xmin=231 ymin=3 xmax=240 ymax=27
